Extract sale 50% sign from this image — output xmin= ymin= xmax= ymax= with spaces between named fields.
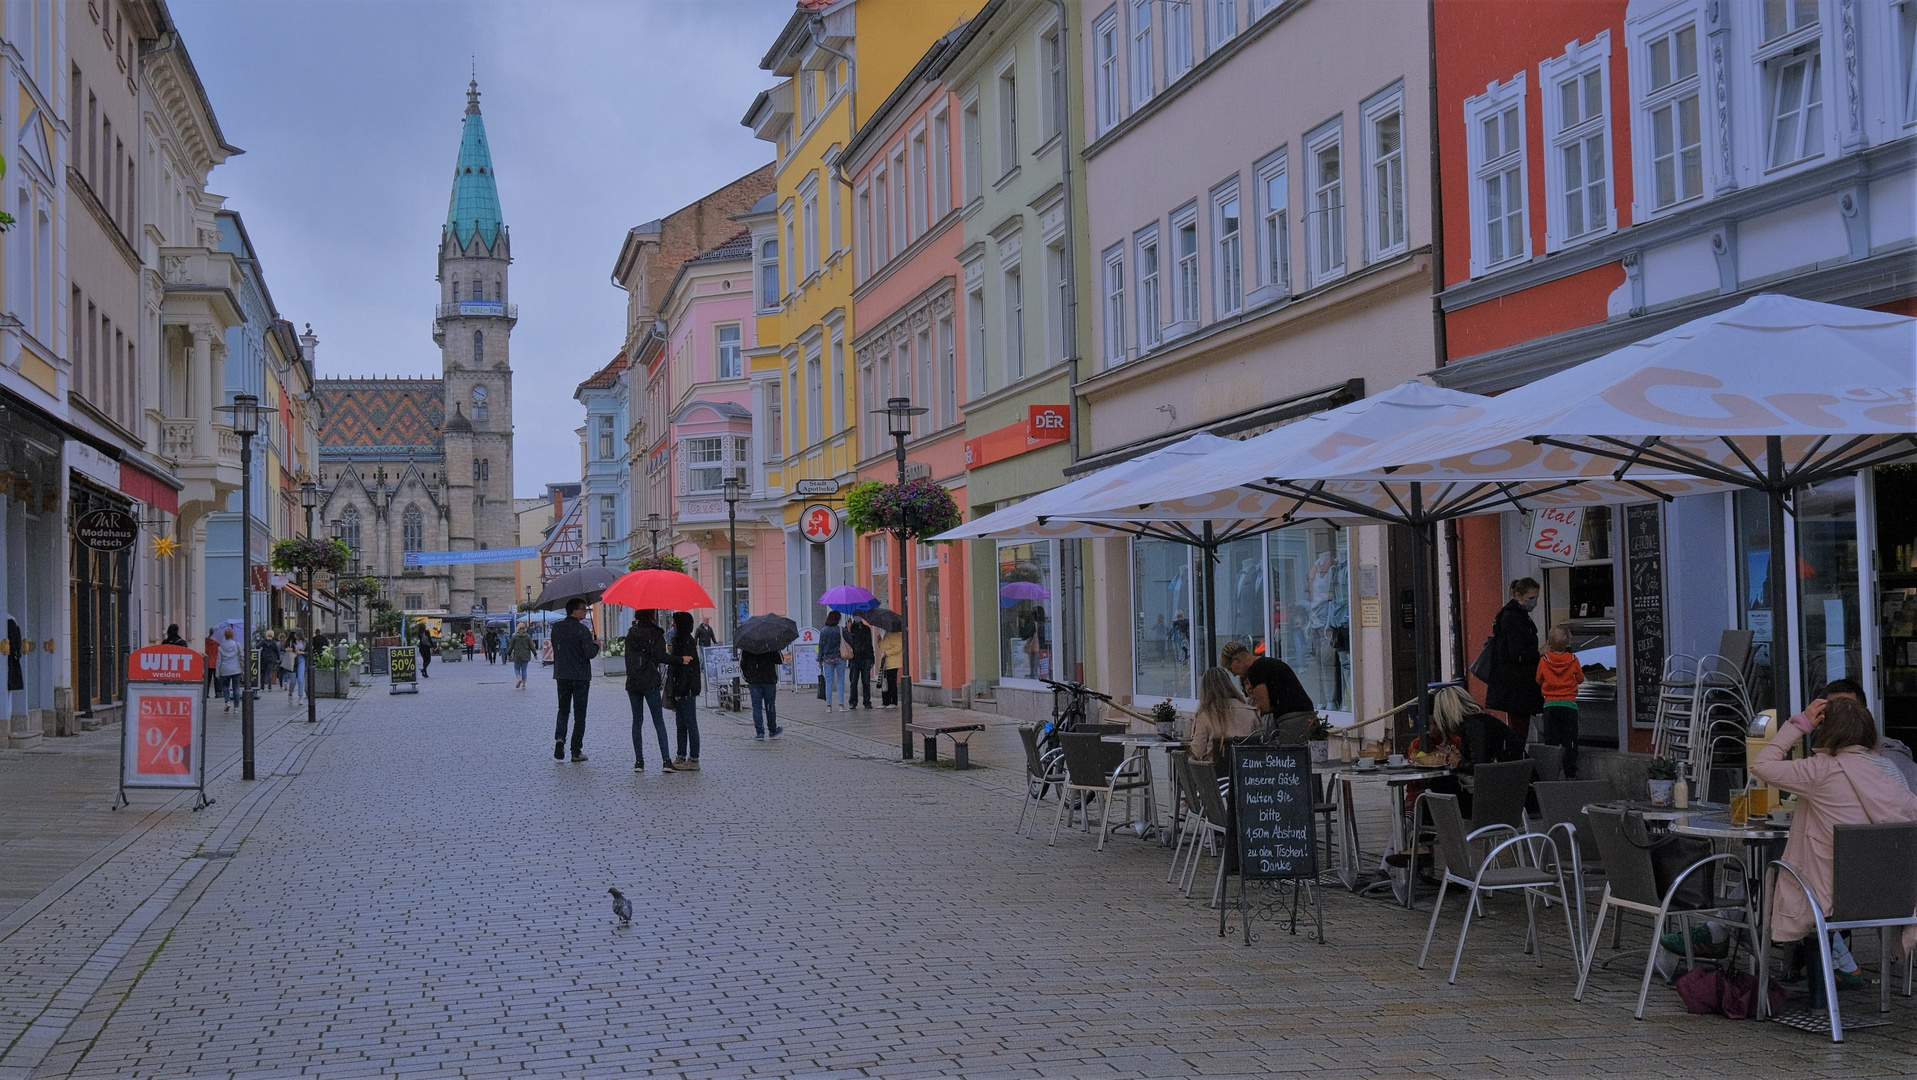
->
xmin=119 ymin=644 xmax=211 ymax=808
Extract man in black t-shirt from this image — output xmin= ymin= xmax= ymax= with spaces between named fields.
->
xmin=1221 ymin=641 xmax=1316 ymax=744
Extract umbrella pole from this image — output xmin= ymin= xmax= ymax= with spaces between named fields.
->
xmin=1766 ymin=435 xmax=1794 ymax=722
xmin=1202 ymin=523 xmax=1218 ymax=671
xmin=1410 ymin=486 xmax=1435 ymax=753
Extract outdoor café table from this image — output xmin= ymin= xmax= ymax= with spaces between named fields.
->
xmin=1669 ymin=808 xmax=1788 ymax=927
xmin=1100 ymin=733 xmax=1177 ymax=843
xmin=1329 ymin=763 xmax=1452 ymax=906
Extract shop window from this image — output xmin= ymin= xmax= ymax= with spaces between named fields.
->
xmin=999 ymin=540 xmax=1055 ymax=685
xmin=1133 ymin=539 xmax=1195 ymax=701
xmin=1267 ymin=525 xmax=1350 ymax=714
xmin=1795 ymin=477 xmax=1860 ymax=703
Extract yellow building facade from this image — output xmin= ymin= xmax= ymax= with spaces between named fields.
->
xmin=742 ymin=0 xmax=978 ymax=625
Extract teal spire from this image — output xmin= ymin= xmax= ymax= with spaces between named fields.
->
xmin=445 ymin=80 xmax=503 ymax=250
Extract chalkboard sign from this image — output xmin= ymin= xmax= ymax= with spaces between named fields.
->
xmin=1625 ymin=503 xmax=1665 ymax=729
xmin=369 ymin=646 xmax=390 ymax=677
xmin=1229 ymin=744 xmax=1317 ymax=880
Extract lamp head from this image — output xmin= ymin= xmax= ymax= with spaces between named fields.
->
xmin=880 ymin=396 xmax=926 ymax=437
xmin=220 ymin=393 xmax=261 ymax=437
xmin=300 ymin=481 xmax=318 ymax=510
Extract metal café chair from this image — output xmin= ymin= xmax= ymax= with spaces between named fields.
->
xmin=1050 ymin=731 xmax=1149 ymax=851
xmin=1574 ymin=805 xmax=1750 ymax=1018
xmin=1165 ymin=748 xmax=1202 ymax=884
xmin=1531 ymin=780 xmax=1616 ymax=933
xmin=1016 ymin=725 xmax=1066 ymax=838
xmin=1525 ymin=743 xmax=1566 ymax=783
xmin=1416 ymin=793 xmax=1578 ymax=984
xmin=1761 ymin=821 xmax=1917 ymax=1041
xmin=1185 ymin=757 xmax=1232 ymax=906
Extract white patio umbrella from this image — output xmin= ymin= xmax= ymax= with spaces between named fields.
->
xmin=1055 ymin=380 xmax=1738 ymax=728
xmin=1318 ymin=294 xmax=1917 ymax=717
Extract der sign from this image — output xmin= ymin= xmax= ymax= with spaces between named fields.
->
xmin=75 ymin=508 xmax=139 ymax=552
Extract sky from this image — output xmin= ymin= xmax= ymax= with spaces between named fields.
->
xmin=168 ymin=0 xmax=792 ymax=498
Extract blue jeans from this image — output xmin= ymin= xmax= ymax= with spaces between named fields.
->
xmin=820 ymin=659 xmax=846 ymax=706
xmin=628 ymin=686 xmax=669 ymax=763
xmin=674 ymin=695 xmax=700 ymax=760
xmin=749 ymin=683 xmax=779 ymax=735
xmin=514 ymin=660 xmax=530 ymax=681
xmin=219 ymin=674 xmax=239 ymax=705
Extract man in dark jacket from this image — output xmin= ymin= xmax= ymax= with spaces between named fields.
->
xmin=551 ymin=599 xmax=600 ymax=762
xmin=740 ymin=647 xmax=785 ymax=740
xmin=844 ymin=615 xmax=875 ymax=709
xmin=415 ymin=624 xmax=434 ymax=678
xmin=624 ymin=611 xmax=675 ymax=772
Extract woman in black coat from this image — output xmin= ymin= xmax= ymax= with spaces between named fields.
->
xmin=1483 ymin=576 xmax=1544 ymax=745
xmin=666 ymin=611 xmax=703 ymax=770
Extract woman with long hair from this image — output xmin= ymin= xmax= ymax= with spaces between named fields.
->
xmin=666 ymin=611 xmax=703 ymax=771
xmin=1187 ymin=666 xmax=1258 ymax=764
xmin=819 ymin=611 xmax=847 ymax=712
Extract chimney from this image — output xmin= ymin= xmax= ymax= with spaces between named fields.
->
xmin=299 ymin=323 xmax=320 ymax=372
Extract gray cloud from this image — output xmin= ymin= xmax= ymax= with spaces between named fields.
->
xmin=170 ymin=0 xmax=785 ymax=496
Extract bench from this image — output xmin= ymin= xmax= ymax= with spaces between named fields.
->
xmin=906 ymin=720 xmax=987 ymax=769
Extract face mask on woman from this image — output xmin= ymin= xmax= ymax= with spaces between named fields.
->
xmin=1521 ymin=596 xmax=1539 ymax=612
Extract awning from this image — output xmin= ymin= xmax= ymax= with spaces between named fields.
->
xmin=119 ymin=460 xmax=179 ymax=514
xmin=278 ymin=581 xmax=338 ymax=614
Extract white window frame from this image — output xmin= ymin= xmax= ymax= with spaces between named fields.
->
xmin=1130 ymin=0 xmax=1155 ymax=108
xmin=1094 ymin=7 xmax=1121 ymax=135
xmin=930 ymin=105 xmax=952 ymax=216
xmin=1102 ymin=241 xmax=1127 ymax=368
xmin=717 ymin=324 xmax=743 ymax=380
xmin=937 ymin=313 xmax=957 ymax=428
xmin=1361 ymin=84 xmax=1408 ymax=262
xmin=1540 ymin=34 xmax=1615 ymax=252
xmin=910 ymin=125 xmax=929 ymax=237
xmin=965 ymin=279 xmax=987 ymax=399
xmin=1206 ymin=0 xmax=1237 ymax=53
xmin=891 ymin=147 xmax=909 ymax=248
xmin=831 ymin=335 xmax=846 ymax=434
xmin=1251 ymin=149 xmax=1289 ymax=304
xmin=782 ymin=204 xmax=798 ymax=294
xmin=856 ymin=183 xmax=873 ymax=280
xmin=1210 ymin=177 xmax=1243 ymax=319
xmin=763 ymin=380 xmax=783 ymax=462
xmin=1134 ymin=222 xmax=1162 ymax=352
xmin=961 ymin=95 xmax=983 ymax=203
xmin=686 ymin=436 xmax=726 ymax=494
xmin=1462 ymin=76 xmax=1529 ymax=276
xmin=805 ymin=347 xmax=823 ymax=444
xmin=1044 ymin=238 xmax=1067 ymax=366
xmin=1899 ymin=0 xmax=1917 ymax=128
xmin=1754 ymin=4 xmax=1827 ymax=173
xmin=1165 ymin=0 xmax=1194 ymax=82
xmin=1628 ymin=11 xmax=1706 ymax=218
xmin=872 ymin=166 xmax=890 ymax=266
xmin=759 ymin=236 xmax=780 ymax=311
xmin=1002 ymin=259 xmax=1025 ymax=384
xmin=801 ymin=179 xmax=821 ymax=276
xmin=1040 ymin=24 xmax=1064 ymax=142
xmin=799 ymin=68 xmax=817 ymax=128
xmin=1305 ymin=119 xmax=1346 ymax=287
xmin=1169 ymin=202 xmax=1200 ymax=338
xmin=996 ymin=61 xmax=1020 ymax=179
xmin=826 ymin=148 xmax=843 ymax=255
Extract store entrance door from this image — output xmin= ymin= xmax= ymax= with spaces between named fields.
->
xmin=1873 ymin=463 xmax=1917 ymax=744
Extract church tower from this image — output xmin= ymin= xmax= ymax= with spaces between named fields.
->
xmin=435 ymin=79 xmax=516 ymax=615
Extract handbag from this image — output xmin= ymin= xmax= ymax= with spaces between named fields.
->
xmin=1468 ymin=634 xmax=1495 ymax=683
xmin=1623 ymin=810 xmax=1716 ymax=910
xmin=1671 ymin=935 xmax=1784 ymax=1019
xmin=840 ymin=639 xmax=854 ymax=660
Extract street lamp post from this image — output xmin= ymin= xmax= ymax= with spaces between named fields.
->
xmin=722 ymin=473 xmax=742 ymax=646
xmin=217 ymin=394 xmax=261 ymax=780
xmin=647 ymin=512 xmax=662 ymax=556
xmin=881 ymin=396 xmax=928 ymax=760
xmin=597 ymin=539 xmax=609 ymax=567
xmin=301 ymin=481 xmax=319 ymax=725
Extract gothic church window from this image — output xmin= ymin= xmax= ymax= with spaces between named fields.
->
xmin=473 ymin=330 xmax=484 ymax=366
xmin=452 ymin=280 xmax=460 ymax=302
xmin=341 ymin=505 xmax=361 ymax=553
xmin=403 ymin=504 xmax=424 ymax=553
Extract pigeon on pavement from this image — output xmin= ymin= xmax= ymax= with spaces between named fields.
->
xmin=608 ymin=887 xmax=633 ymax=926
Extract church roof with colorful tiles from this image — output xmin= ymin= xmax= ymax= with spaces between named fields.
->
xmin=315 ymin=378 xmax=446 ymax=458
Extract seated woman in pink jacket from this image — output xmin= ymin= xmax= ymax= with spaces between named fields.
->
xmin=1752 ymin=696 xmax=1917 ymax=1004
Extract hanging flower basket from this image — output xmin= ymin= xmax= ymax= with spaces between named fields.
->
xmin=270 ymin=537 xmax=351 ymax=576
xmin=845 ymin=479 xmax=961 ymax=541
xmin=628 ymin=553 xmax=687 ymax=573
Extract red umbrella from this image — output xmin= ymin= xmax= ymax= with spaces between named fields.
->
xmin=599 ymin=569 xmax=715 ymax=612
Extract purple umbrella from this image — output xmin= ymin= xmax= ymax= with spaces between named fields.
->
xmin=818 ymin=584 xmax=879 ymax=613
xmin=998 ymin=582 xmax=1050 ymax=600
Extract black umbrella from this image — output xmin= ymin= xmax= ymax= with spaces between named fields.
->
xmin=862 ymin=607 xmax=904 ymax=633
xmin=735 ymin=613 xmax=799 ymax=654
xmin=530 ymin=565 xmax=623 ymax=611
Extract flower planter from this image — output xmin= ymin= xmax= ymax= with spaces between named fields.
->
xmin=596 ymin=655 xmax=626 ymax=677
xmin=1309 ymin=741 xmax=1330 ymax=765
xmin=1648 ymin=779 xmax=1676 ymax=807
xmin=313 ymin=669 xmax=350 ymax=698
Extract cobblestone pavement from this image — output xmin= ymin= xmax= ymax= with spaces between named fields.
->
xmin=3 ymin=659 xmax=1914 ymax=1078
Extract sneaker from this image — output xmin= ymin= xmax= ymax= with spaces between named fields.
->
xmin=671 ymin=757 xmax=690 ymax=770
xmin=770 ymin=726 xmax=784 ymax=739
xmin=681 ymin=759 xmax=700 ymax=771
xmin=554 ymin=740 xmax=565 ymax=761
xmin=571 ymin=752 xmax=588 ymax=762
xmin=755 ymin=733 xmax=766 ymax=741
xmin=660 ymin=760 xmax=680 ymax=772
xmin=634 ymin=760 xmax=644 ymax=771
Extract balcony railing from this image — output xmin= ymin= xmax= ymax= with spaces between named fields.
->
xmin=161 ymin=419 xmax=196 ymax=460
xmin=434 ymin=302 xmax=518 ymax=321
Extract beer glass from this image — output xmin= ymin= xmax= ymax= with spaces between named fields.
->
xmin=1729 ymin=787 xmax=1751 ymax=827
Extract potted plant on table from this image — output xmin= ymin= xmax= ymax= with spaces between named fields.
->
xmin=1647 ymin=756 xmax=1679 ymax=807
xmin=1150 ymin=699 xmax=1180 ymax=740
xmin=1308 ymin=716 xmax=1333 ymax=765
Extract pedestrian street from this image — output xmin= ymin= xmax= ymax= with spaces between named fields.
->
xmin=3 ymin=660 xmax=1915 ymax=1079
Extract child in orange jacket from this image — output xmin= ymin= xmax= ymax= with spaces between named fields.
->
xmin=1536 ymin=626 xmax=1585 ymax=779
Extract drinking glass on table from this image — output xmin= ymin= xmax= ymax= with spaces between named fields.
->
xmin=1747 ymin=785 xmax=1771 ymax=819
xmin=1729 ymin=786 xmax=1751 ymax=827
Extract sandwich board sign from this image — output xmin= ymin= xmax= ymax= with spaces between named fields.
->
xmin=119 ymin=644 xmax=211 ymax=810
xmin=388 ymin=646 xmax=419 ymax=694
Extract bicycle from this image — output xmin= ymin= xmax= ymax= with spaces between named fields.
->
xmin=1039 ymin=678 xmax=1114 ymax=757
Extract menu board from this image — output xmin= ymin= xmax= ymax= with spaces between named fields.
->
xmin=1228 ymin=744 xmax=1317 ymax=881
xmin=1625 ymin=503 xmax=1665 ymax=729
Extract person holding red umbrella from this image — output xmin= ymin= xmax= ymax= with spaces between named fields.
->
xmin=665 ymin=611 xmax=702 ymax=770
